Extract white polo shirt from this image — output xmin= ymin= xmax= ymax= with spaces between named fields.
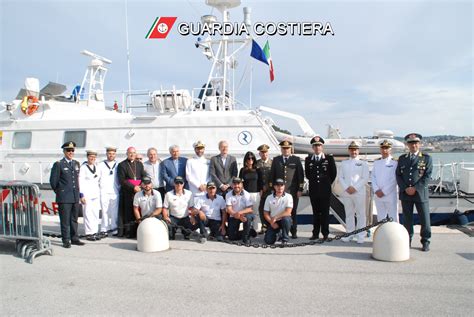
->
xmin=264 ymin=193 xmax=293 ymax=217
xmin=225 ymin=189 xmax=253 ymax=212
xmin=133 ymin=189 xmax=162 ymax=217
xmin=194 ymin=194 xmax=226 ymax=221
xmin=163 ymin=189 xmax=193 ymax=218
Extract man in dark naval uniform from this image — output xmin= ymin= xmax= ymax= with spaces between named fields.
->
xmin=256 ymin=144 xmax=272 ymax=234
xmin=396 ymin=133 xmax=433 ymax=251
xmin=117 ymin=146 xmax=147 ymax=238
xmin=270 ymin=140 xmax=304 ymax=238
xmin=305 ymin=136 xmax=337 ymax=240
xmin=49 ymin=141 xmax=85 ymax=248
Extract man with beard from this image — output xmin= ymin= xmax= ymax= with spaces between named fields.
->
xmin=117 ymin=146 xmax=147 ymax=238
xmin=186 ymin=141 xmax=210 ymax=196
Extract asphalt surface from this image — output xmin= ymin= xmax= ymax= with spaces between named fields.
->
xmin=0 ymin=219 xmax=473 ymax=316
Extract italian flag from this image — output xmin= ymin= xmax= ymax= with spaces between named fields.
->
xmin=263 ymin=40 xmax=275 ymax=82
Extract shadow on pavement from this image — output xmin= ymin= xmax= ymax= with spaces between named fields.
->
xmin=325 ymin=251 xmax=373 ymax=261
xmin=457 ymin=253 xmax=474 ymax=261
xmin=109 ymin=242 xmax=137 ymax=251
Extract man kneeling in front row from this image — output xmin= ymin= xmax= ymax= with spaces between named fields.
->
xmin=133 ymin=177 xmax=163 ymax=224
xmin=191 ymin=182 xmax=227 ymax=242
xmin=226 ymin=177 xmax=255 ymax=243
xmin=162 ymin=176 xmax=197 ymax=240
xmin=263 ymin=178 xmax=293 ymax=245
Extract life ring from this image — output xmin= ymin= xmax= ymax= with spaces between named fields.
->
xmin=20 ymin=96 xmax=39 ymax=116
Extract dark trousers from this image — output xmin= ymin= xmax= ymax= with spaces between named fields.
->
xmin=58 ymin=202 xmax=80 ymax=243
xmin=264 ymin=217 xmax=292 ymax=244
xmin=155 ymin=187 xmax=166 ymax=202
xmin=168 ymin=216 xmax=197 ymax=239
xmin=290 ymin=192 xmax=300 ymax=235
xmin=258 ymin=191 xmax=271 ymax=229
xmin=198 ymin=218 xmax=223 ymax=238
xmin=227 ymin=214 xmax=255 ymax=241
xmin=401 ymin=200 xmax=431 ymax=244
xmin=309 ymin=192 xmax=330 ymax=238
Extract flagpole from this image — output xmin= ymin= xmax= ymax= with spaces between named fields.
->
xmin=125 ymin=0 xmax=132 ymax=110
xmin=249 ymin=62 xmax=253 ymax=109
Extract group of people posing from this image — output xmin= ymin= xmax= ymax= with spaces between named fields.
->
xmin=49 ymin=132 xmax=432 ymax=251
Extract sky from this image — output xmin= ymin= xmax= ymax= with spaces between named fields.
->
xmin=1 ymin=0 xmax=472 ymax=137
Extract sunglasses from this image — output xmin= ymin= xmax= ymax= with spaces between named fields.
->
xmin=174 ymin=181 xmax=184 ymax=185
xmin=65 ymin=149 xmax=75 ymax=152
xmin=247 ymin=157 xmax=255 ymax=160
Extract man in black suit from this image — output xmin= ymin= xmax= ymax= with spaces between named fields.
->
xmin=209 ymin=140 xmax=238 ymax=196
xmin=49 ymin=141 xmax=85 ymax=248
xmin=396 ymin=133 xmax=433 ymax=251
xmin=270 ymin=140 xmax=304 ymax=238
xmin=305 ymin=136 xmax=337 ymax=240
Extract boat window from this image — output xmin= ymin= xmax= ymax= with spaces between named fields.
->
xmin=64 ymin=131 xmax=86 ymax=148
xmin=12 ymin=132 xmax=32 ymax=149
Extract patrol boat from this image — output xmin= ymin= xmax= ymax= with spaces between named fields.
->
xmin=0 ymin=0 xmax=466 ymax=223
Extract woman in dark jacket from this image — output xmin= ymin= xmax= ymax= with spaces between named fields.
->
xmin=238 ymin=151 xmax=261 ymax=230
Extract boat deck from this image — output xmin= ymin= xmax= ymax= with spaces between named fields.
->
xmin=0 ymin=217 xmax=472 ymax=316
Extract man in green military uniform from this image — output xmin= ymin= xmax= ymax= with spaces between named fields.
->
xmin=256 ymin=144 xmax=272 ymax=234
xmin=396 ymin=133 xmax=433 ymax=251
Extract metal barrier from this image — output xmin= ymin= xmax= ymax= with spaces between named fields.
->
xmin=0 ymin=181 xmax=53 ymax=263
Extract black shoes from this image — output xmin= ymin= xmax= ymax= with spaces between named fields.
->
xmin=309 ymin=235 xmax=318 ymax=241
xmin=249 ymin=229 xmax=257 ymax=238
xmin=422 ymin=242 xmax=430 ymax=252
xmin=291 ymin=232 xmax=298 ymax=239
xmin=71 ymin=240 xmax=85 ymax=246
xmin=62 ymin=241 xmax=71 ymax=248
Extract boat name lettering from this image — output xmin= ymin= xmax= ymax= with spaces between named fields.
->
xmin=177 ymin=22 xmax=334 ymax=37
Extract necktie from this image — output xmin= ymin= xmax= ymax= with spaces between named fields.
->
xmin=283 ymin=157 xmax=287 ymax=164
xmin=410 ymin=154 xmax=415 ymax=162
xmin=316 ymin=155 xmax=320 ymax=162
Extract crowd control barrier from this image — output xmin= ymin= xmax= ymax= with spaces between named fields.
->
xmin=1 ymin=181 xmax=53 ymax=263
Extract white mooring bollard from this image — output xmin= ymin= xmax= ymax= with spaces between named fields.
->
xmin=372 ymin=222 xmax=410 ymax=262
xmin=137 ymin=218 xmax=169 ymax=252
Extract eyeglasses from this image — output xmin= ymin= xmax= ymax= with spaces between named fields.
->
xmin=247 ymin=157 xmax=255 ymax=161
xmin=65 ymin=149 xmax=75 ymax=152
xmin=175 ymin=182 xmax=184 ymax=185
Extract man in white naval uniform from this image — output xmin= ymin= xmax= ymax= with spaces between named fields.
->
xmin=371 ymin=140 xmax=399 ymax=222
xmin=185 ymin=141 xmax=210 ymax=196
xmin=98 ymin=147 xmax=120 ymax=236
xmin=79 ymin=150 xmax=102 ymax=241
xmin=338 ymin=141 xmax=369 ymax=243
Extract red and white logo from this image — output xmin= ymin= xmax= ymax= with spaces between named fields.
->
xmin=146 ymin=17 xmax=177 ymax=39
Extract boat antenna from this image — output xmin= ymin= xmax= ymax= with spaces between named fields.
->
xmin=125 ymin=0 xmax=132 ymax=111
